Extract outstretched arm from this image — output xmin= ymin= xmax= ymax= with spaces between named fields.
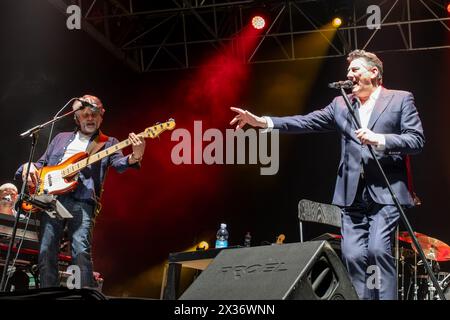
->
xmin=230 ymin=100 xmax=337 ymax=134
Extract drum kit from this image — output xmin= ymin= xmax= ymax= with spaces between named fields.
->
xmin=397 ymin=231 xmax=450 ymax=300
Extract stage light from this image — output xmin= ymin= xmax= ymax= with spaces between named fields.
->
xmin=196 ymin=241 xmax=209 ymax=250
xmin=447 ymin=2 xmax=450 ymax=14
xmin=332 ymin=17 xmax=343 ymax=28
xmin=251 ymin=15 xmax=266 ymax=30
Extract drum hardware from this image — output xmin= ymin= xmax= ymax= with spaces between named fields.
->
xmin=413 ymin=252 xmax=418 ymax=300
xmin=398 ymin=231 xmax=450 ymax=300
xmin=398 ymin=246 xmax=415 ymax=300
xmin=399 ymin=250 xmax=405 ymax=300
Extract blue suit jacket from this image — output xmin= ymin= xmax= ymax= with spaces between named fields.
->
xmin=271 ymin=87 xmax=425 ymax=207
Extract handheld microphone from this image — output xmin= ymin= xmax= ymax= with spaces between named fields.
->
xmin=328 ymin=80 xmax=354 ymax=89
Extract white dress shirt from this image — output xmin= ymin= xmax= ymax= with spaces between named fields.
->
xmin=354 ymin=86 xmax=385 ymax=149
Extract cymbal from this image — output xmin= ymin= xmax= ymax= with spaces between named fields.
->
xmin=398 ymin=231 xmax=423 ymax=243
xmin=398 ymin=231 xmax=450 ymax=262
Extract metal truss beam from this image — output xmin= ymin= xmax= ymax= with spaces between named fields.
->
xmin=47 ymin=0 xmax=450 ymax=72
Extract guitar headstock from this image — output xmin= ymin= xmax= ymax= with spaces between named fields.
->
xmin=144 ymin=119 xmax=176 ymax=139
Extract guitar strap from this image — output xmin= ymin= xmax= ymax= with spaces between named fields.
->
xmin=85 ymin=131 xmax=109 ymax=216
xmin=86 ymin=131 xmax=109 ymax=156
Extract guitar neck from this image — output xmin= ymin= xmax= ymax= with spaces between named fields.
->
xmin=62 ymin=131 xmax=144 ymax=178
xmin=60 ymin=119 xmax=176 ymax=178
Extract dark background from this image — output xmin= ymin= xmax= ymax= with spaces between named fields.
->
xmin=0 ymin=1 xmax=449 ymax=298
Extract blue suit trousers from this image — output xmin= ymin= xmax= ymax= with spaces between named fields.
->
xmin=341 ymin=178 xmax=400 ymax=300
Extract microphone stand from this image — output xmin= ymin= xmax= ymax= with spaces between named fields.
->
xmin=339 ymin=86 xmax=445 ymax=300
xmin=0 ymin=98 xmax=79 ymax=292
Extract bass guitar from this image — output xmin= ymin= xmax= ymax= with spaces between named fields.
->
xmin=30 ymin=119 xmax=175 ymax=197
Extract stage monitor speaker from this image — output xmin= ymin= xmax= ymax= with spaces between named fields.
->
xmin=179 ymin=241 xmax=358 ymax=300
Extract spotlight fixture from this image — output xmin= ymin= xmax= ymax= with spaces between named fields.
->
xmin=332 ymin=17 xmax=343 ymax=28
xmin=251 ymin=15 xmax=266 ymax=30
xmin=196 ymin=241 xmax=209 ymax=250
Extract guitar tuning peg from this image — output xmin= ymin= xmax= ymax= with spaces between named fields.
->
xmin=168 ymin=118 xmax=174 ymax=121
xmin=156 ymin=122 xmax=161 ymax=125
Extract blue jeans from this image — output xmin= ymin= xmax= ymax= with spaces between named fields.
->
xmin=340 ymin=178 xmax=400 ymax=300
xmin=38 ymin=195 xmax=96 ymax=288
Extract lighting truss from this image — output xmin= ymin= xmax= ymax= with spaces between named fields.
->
xmin=47 ymin=0 xmax=450 ymax=71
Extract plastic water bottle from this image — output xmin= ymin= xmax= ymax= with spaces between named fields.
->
xmin=244 ymin=232 xmax=251 ymax=247
xmin=215 ymin=223 xmax=229 ymax=248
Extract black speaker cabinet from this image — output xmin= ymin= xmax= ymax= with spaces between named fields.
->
xmin=179 ymin=241 xmax=358 ymax=300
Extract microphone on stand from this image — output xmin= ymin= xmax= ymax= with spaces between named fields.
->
xmin=328 ymin=80 xmax=354 ymax=89
xmin=75 ymin=98 xmax=100 ymax=112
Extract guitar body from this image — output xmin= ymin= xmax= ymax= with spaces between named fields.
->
xmin=36 ymin=152 xmax=88 ymax=196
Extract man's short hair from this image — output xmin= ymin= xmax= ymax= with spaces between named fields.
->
xmin=347 ymin=49 xmax=383 ymax=84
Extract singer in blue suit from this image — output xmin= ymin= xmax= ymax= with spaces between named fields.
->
xmin=230 ymin=50 xmax=425 ymax=300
